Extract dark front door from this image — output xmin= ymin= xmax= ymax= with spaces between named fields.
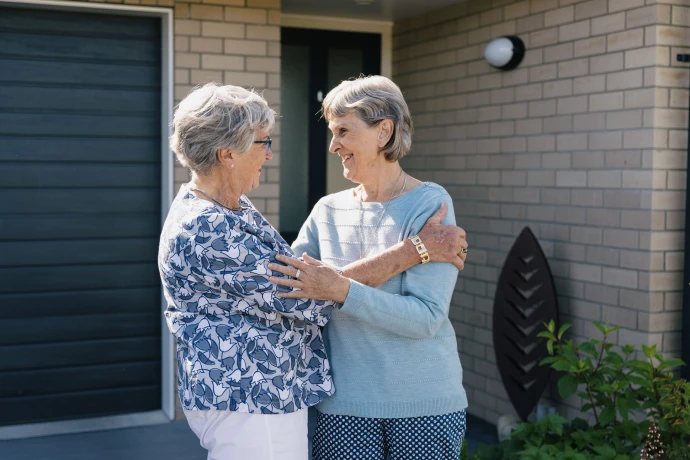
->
xmin=0 ymin=5 xmax=163 ymax=425
xmin=279 ymin=28 xmax=381 ymax=244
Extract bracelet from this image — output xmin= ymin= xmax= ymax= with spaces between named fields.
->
xmin=409 ymin=235 xmax=430 ymax=264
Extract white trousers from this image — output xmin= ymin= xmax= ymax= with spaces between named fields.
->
xmin=184 ymin=409 xmax=309 ymax=460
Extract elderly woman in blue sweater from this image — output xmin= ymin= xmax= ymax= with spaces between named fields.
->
xmin=159 ymin=82 xmax=467 ymax=460
xmin=271 ymin=75 xmax=469 ymax=459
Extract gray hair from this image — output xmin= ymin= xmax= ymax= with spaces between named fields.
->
xmin=321 ymin=75 xmax=413 ymax=162
xmin=170 ymin=83 xmax=276 ymax=175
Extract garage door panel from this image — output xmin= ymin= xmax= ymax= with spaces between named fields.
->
xmin=0 ymin=113 xmax=157 ymax=137
xmin=0 ymin=288 xmax=160 ymax=318
xmin=0 ymin=386 xmax=161 ymax=426
xmin=0 ymin=87 xmax=159 ymax=114
xmin=0 ymin=189 xmax=159 ymax=214
xmin=0 ymin=263 xmax=160 ymax=294
xmin=0 ymin=5 xmax=164 ymax=425
xmin=0 ymin=313 xmax=160 ymax=346
xmin=0 ymin=238 xmax=159 ymax=267
xmin=0 ymin=214 xmax=160 ymax=241
xmin=0 ymin=33 xmax=159 ymax=63
xmin=0 ymin=362 xmax=161 ymax=398
xmin=0 ymin=7 xmax=160 ymax=39
xmin=2 ymin=163 xmax=161 ymax=188
xmin=0 ymin=337 xmax=160 ymax=372
xmin=0 ymin=59 xmax=159 ymax=87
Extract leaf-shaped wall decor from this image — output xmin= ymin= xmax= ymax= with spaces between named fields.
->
xmin=492 ymin=226 xmax=559 ymax=422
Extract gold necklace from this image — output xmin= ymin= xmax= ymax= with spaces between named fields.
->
xmin=191 ymin=187 xmax=246 ymax=211
xmin=357 ymin=169 xmax=407 ymax=259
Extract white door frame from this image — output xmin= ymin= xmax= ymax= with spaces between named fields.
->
xmin=0 ymin=0 xmax=175 ymax=440
xmin=280 ymin=13 xmax=393 ymax=78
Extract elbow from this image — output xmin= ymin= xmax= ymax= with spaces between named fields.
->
xmin=411 ymin=311 xmax=445 ymax=339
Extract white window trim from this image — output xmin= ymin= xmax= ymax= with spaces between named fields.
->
xmin=0 ymin=0 xmax=175 ymax=440
xmin=280 ymin=13 xmax=393 ymax=78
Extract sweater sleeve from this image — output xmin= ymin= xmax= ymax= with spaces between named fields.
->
xmin=337 ymin=190 xmax=459 ymax=339
xmin=184 ymin=211 xmax=334 ymax=326
xmin=290 ymin=201 xmax=321 ymax=260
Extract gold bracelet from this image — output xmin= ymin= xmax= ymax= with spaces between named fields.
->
xmin=409 ymin=235 xmax=430 ymax=264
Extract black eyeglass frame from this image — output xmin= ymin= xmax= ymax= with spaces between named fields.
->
xmin=253 ymin=138 xmax=272 ymax=150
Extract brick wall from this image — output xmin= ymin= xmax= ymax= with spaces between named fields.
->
xmin=393 ymin=0 xmax=689 ymax=424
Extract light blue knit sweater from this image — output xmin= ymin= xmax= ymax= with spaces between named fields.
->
xmin=291 ymin=182 xmax=468 ymax=419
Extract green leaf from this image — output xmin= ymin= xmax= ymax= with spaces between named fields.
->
xmin=557 ymin=324 xmax=571 ymax=340
xmin=599 ymin=405 xmax=615 ymax=426
xmin=580 ymin=341 xmax=598 ymax=357
xmin=621 ymin=344 xmax=634 ymax=355
xmin=547 ymin=340 xmax=554 ymax=356
xmin=642 ymin=344 xmax=655 ymax=359
xmin=545 ymin=320 xmax=555 ymax=333
xmin=593 ymin=321 xmax=606 ymax=336
xmin=615 ymin=396 xmax=629 ymax=421
xmin=552 ymin=361 xmax=575 ymax=372
xmin=658 ymin=358 xmax=685 ymax=371
xmin=558 ymin=375 xmax=579 ymax=399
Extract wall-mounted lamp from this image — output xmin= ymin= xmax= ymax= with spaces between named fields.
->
xmin=484 ymin=36 xmax=525 ymax=71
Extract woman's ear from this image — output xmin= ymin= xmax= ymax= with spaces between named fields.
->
xmin=217 ymin=148 xmax=236 ymax=170
xmin=378 ymin=119 xmax=394 ymax=148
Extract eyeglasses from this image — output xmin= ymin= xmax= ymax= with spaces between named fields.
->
xmin=254 ymin=138 xmax=272 ymax=151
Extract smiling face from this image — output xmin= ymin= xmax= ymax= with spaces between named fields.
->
xmin=232 ymin=128 xmax=272 ymax=194
xmin=328 ymin=112 xmax=388 ymax=185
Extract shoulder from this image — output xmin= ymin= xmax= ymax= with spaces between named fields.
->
xmin=409 ymin=182 xmax=451 ymax=205
xmin=315 ymin=188 xmax=356 ymax=209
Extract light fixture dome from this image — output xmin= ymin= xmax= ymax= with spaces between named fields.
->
xmin=484 ymin=36 xmax=525 ymax=71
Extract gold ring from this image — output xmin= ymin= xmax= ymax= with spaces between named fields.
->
xmin=295 ymin=269 xmax=301 ymax=279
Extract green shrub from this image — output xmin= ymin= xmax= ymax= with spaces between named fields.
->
xmin=470 ymin=321 xmax=690 ymax=460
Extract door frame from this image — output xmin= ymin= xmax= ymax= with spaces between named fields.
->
xmin=681 ymin=53 xmax=690 ymax=380
xmin=0 ymin=0 xmax=175 ymax=439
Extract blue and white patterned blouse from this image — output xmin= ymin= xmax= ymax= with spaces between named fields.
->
xmin=158 ymin=186 xmax=336 ymax=413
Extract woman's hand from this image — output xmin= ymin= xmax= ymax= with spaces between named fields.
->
xmin=268 ymin=253 xmax=350 ymax=303
xmin=418 ymin=202 xmax=468 ymax=270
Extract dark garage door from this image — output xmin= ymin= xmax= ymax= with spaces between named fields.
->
xmin=0 ymin=6 xmax=163 ymax=426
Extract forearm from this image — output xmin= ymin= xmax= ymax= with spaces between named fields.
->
xmin=340 ymin=239 xmax=419 ymax=287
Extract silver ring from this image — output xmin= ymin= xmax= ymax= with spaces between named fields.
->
xmin=295 ymin=269 xmax=301 ymax=279
xmin=460 ymin=247 xmax=468 ymax=254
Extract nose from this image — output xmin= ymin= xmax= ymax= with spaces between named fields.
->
xmin=265 ymin=145 xmax=273 ymax=161
xmin=329 ymin=136 xmax=340 ymax=154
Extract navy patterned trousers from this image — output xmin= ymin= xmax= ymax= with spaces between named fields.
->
xmin=312 ymin=409 xmax=467 ymax=460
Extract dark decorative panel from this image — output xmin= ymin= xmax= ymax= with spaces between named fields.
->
xmin=492 ymin=227 xmax=559 ymax=422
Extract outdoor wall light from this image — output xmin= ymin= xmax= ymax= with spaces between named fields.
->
xmin=484 ymin=36 xmax=525 ymax=71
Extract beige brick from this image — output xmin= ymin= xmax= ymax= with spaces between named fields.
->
xmin=247 ymin=0 xmax=279 ymax=8
xmin=603 ymin=306 xmax=637 ymax=329
xmin=529 ymin=99 xmax=556 ymax=117
xmin=627 ymin=5 xmax=663 ymax=29
xmin=624 ymin=88 xmax=656 ymax=108
xmin=224 ymin=39 xmax=266 ymax=56
xmin=175 ymin=52 xmax=201 ymax=69
xmin=203 ymin=0 xmax=244 ymax=5
xmin=202 ymin=21 xmax=245 ymax=38
xmin=589 ymin=91 xmax=623 ymax=111
xmin=655 ymin=108 xmax=688 ymax=129
xmin=201 ymin=54 xmax=244 ymax=70
xmin=174 ymin=4 xmax=189 ymax=19
xmin=589 ymin=170 xmax=621 ymax=188
xmin=657 ymin=25 xmax=690 ymax=47
xmin=544 ymin=79 xmax=573 ymax=98
xmin=543 ymin=115 xmax=573 ymax=132
xmin=574 ymin=112 xmax=605 ymax=131
xmin=606 ymin=69 xmax=642 ymax=91
xmin=557 ymin=95 xmax=588 ymax=114
xmin=666 ymin=252 xmax=685 ymax=271
xmin=529 ymin=0 xmax=553 ymax=13
xmin=590 ymin=52 xmax=623 ymax=73
xmin=529 ymin=64 xmax=558 ymax=82
xmin=607 ymin=110 xmax=642 ymax=129
xmin=623 ymin=129 xmax=655 ymax=149
xmin=529 ymin=27 xmax=559 ymax=47
xmin=175 ymin=69 xmax=189 ymax=84
xmin=515 ymin=83 xmax=543 ymax=101
xmin=504 ymin=1 xmax=529 ymax=20
xmin=558 ymin=58 xmax=590 ymax=78
xmin=669 ymin=130 xmax=687 ymax=150
xmin=191 ymin=37 xmax=223 ymax=53
xmin=559 ymin=20 xmax=591 ymax=42
xmin=480 ymin=8 xmax=503 ymax=26
xmin=589 ymin=131 xmax=622 ymax=150
xmin=609 ymin=0 xmax=643 ymax=13
xmin=574 ymin=36 xmax=606 ymax=57
xmin=655 ymin=68 xmax=689 ymax=88
xmin=190 ymin=4 xmax=223 ymax=20
xmin=607 ymin=29 xmax=644 ymax=52
xmin=591 ymin=12 xmax=625 ymax=36
xmin=672 ymin=6 xmax=690 ymax=26
xmin=246 ymin=24 xmax=279 ymax=40
xmin=190 ymin=69 xmax=223 ymax=84
xmin=516 ymin=119 xmax=543 ymax=134
xmin=267 ymin=41 xmax=280 ymax=57
xmin=268 ymin=9 xmax=280 ymax=25
xmin=175 ymin=36 xmax=189 ymax=52
xmin=246 ymin=56 xmax=279 ymax=72
xmin=606 ymin=150 xmax=641 ymax=169
xmin=517 ymin=14 xmax=545 ymax=34
xmin=670 ymin=88 xmax=689 ymax=108
xmin=545 ymin=42 xmax=574 ymax=62
xmin=544 ymin=6 xmax=573 ymax=27
xmin=624 ymin=47 xmax=661 ymax=69
xmin=573 ymin=74 xmax=605 ymax=94
xmin=604 ymin=228 xmax=639 ymax=248
xmin=175 ymin=19 xmax=202 ymax=36
xmin=224 ymin=71 xmax=267 ymax=87
xmin=224 ymin=7 xmax=266 ymax=24
xmin=571 ymin=263 xmax=602 ymax=282
xmin=557 ymin=133 xmax=588 ymax=151
xmin=575 ymin=0 xmax=607 ymax=20
xmin=556 ymin=170 xmax=586 ymax=187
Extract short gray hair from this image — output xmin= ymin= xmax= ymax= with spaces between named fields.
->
xmin=322 ymin=75 xmax=413 ymax=162
xmin=170 ymin=83 xmax=276 ymax=175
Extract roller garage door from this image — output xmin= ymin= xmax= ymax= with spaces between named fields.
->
xmin=0 ymin=5 xmax=163 ymax=426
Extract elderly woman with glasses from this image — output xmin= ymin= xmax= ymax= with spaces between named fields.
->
xmin=158 ymin=83 xmax=467 ymax=460
xmin=271 ymin=76 xmax=469 ymax=460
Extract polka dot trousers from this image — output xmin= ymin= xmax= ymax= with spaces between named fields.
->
xmin=312 ymin=409 xmax=467 ymax=460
